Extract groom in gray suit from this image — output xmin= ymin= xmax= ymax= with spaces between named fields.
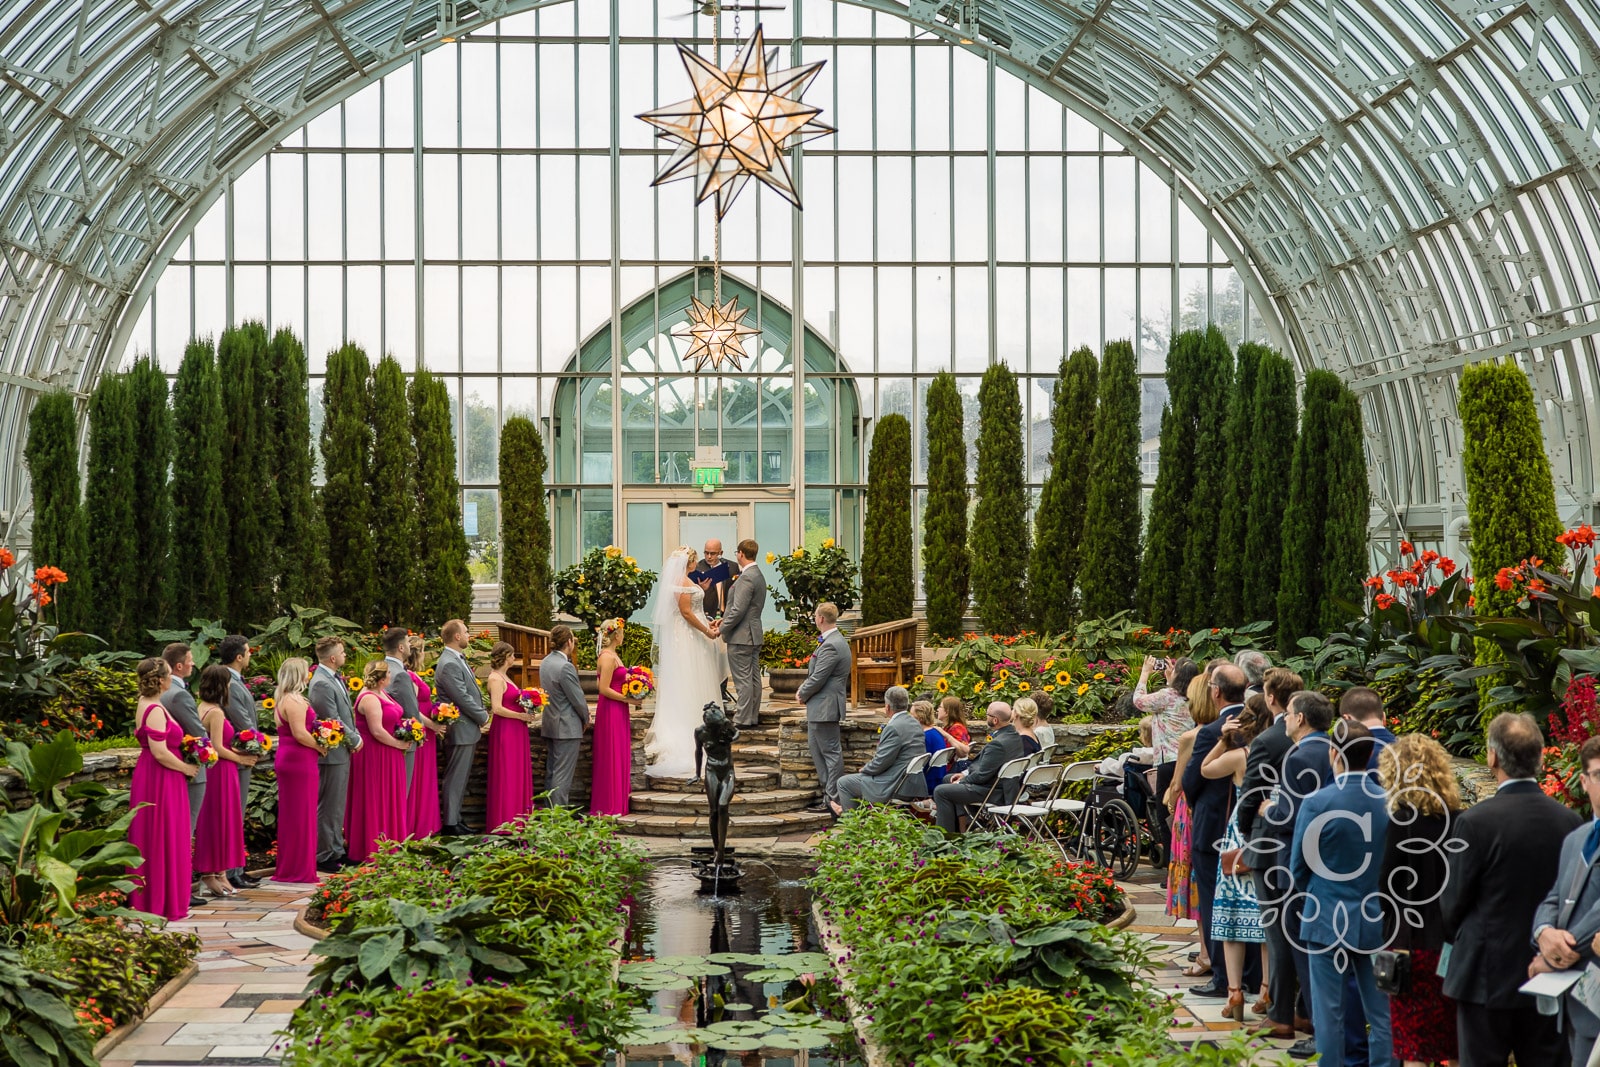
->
xmin=837 ymin=686 xmax=926 ymax=812
xmin=714 ymin=539 xmax=767 ymax=727
xmin=309 ymin=636 xmax=360 ymax=868
xmin=540 ymin=625 xmax=591 ymax=807
xmin=796 ymin=602 xmax=851 ymax=816
xmin=219 ymin=635 xmax=261 ymax=889
xmin=434 ymin=619 xmax=490 ymax=834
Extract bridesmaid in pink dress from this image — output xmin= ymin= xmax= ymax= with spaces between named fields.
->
xmin=194 ymin=664 xmax=255 ymax=898
xmin=404 ymin=636 xmax=444 ymax=838
xmin=273 ymin=658 xmax=325 ymax=883
xmin=485 ymin=641 xmax=536 ymax=831
xmin=129 ymin=658 xmax=195 ymax=921
xmin=591 ymin=620 xmax=641 ymax=816
xmin=344 ymin=660 xmax=414 ymax=862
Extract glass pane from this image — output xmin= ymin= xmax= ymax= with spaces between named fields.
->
xmin=463 ymin=379 xmax=498 ymax=484
xmin=464 ymin=488 xmax=500 ymax=584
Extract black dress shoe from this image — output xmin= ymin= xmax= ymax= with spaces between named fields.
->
xmin=190 ymin=893 xmax=207 ymax=907
xmin=229 ymin=872 xmax=261 ymax=889
xmin=1187 ymin=950 xmax=1199 ymax=961
xmin=1286 ymin=1039 xmax=1318 ymax=1059
xmin=1187 ymin=979 xmax=1227 ymax=998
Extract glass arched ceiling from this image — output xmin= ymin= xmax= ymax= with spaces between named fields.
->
xmin=3 ymin=0 xmax=1600 ymax=542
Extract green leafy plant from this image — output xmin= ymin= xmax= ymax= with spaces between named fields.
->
xmin=83 ymin=371 xmax=138 ymax=649
xmin=923 ymin=371 xmax=971 ymax=639
xmin=1178 ymin=326 xmax=1233 ymax=629
xmin=553 ymin=546 xmax=656 ymax=633
xmin=1139 ymin=330 xmax=1203 ymax=632
xmin=269 ymin=328 xmax=327 ymax=612
xmin=23 ymin=392 xmax=86 ymax=634
xmin=500 ymin=417 xmax=554 ymax=628
xmin=1242 ymin=349 xmax=1299 ymax=627
xmin=218 ymin=323 xmax=275 ymax=627
xmin=1030 ymin=347 xmax=1097 ymax=632
xmin=410 ymin=368 xmax=473 ymax=625
xmin=369 ymin=356 xmax=420 ymax=628
xmin=22 ymin=918 xmax=199 ymax=1038
xmin=0 ymin=944 xmax=97 ymax=1066
xmin=767 ymin=541 xmax=858 ymax=637
xmin=243 ymin=768 xmax=278 ymax=852
xmin=972 ymin=362 xmax=1030 ymax=633
xmin=126 ymin=357 xmax=174 ymax=632
xmin=860 ymin=413 xmax=913 ymax=625
xmin=1213 ymin=342 xmax=1263 ymax=627
xmin=307 ymin=896 xmax=539 ymax=992
xmin=321 ymin=344 xmax=376 ymax=626
xmin=761 ymin=628 xmax=817 ymax=671
xmin=170 ymin=341 xmax=229 ymax=626
xmin=573 ymin=622 xmax=653 ymax=670
xmin=1079 ymin=341 xmax=1142 ymax=619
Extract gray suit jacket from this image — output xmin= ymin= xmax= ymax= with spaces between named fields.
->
xmin=796 ymin=628 xmax=850 ymax=723
xmin=308 ymin=664 xmax=359 ymax=764
xmin=225 ymin=669 xmax=258 ymax=733
xmin=434 ymin=647 xmax=489 ymax=744
xmin=854 ymin=711 xmax=928 ymax=801
xmin=719 ymin=564 xmax=766 ymax=648
xmin=539 ymin=649 xmax=590 ymax=740
xmin=385 ymin=657 xmax=420 ymax=721
xmin=160 ymin=678 xmax=206 ymax=785
xmin=1533 ymin=821 xmax=1600 ymax=1040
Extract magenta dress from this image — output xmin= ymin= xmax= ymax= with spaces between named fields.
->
xmin=407 ymin=671 xmax=442 ymax=838
xmin=486 ymin=678 xmax=533 ymax=831
xmin=129 ymin=702 xmax=192 ymax=920
xmin=194 ymin=719 xmax=246 ymax=874
xmin=344 ymin=690 xmax=410 ymax=862
xmin=590 ymin=664 xmax=632 ymax=816
xmin=274 ymin=703 xmax=321 ymax=883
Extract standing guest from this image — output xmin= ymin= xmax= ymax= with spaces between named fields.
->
xmin=404 ymin=635 xmax=443 ymax=837
xmin=159 ymin=642 xmax=208 ymax=908
xmin=345 ymin=660 xmax=414 ymax=861
xmin=434 ymin=620 xmax=490 ymax=834
xmin=1340 ymin=686 xmax=1396 ymax=770
xmin=129 ymin=657 xmax=194 ymax=921
xmin=1165 ymin=672 xmax=1219 ymax=942
xmin=1443 ymin=711 xmax=1580 ymax=1067
xmin=1532 ymin=733 xmax=1600 ymax=1065
xmin=797 ymin=602 xmax=852 ymax=817
xmin=714 ymin=539 xmax=767 ymax=727
xmin=1013 ymin=697 xmax=1044 ymax=755
xmin=539 ymin=625 xmax=591 ymax=808
xmin=486 ymin=641 xmax=536 ymax=827
xmin=591 ymin=619 xmax=641 ymax=816
xmin=837 ymin=686 xmax=926 ymax=813
xmin=308 ymin=637 xmax=359 ymax=870
xmin=194 ymin=664 xmax=254 ymax=898
xmin=382 ymin=627 xmax=422 ymax=788
xmin=1235 ymin=649 xmax=1270 ymax=697
xmin=1377 ymin=734 xmax=1462 ymax=1067
xmin=934 ymin=697 xmax=973 ymax=768
xmin=932 ymin=702 xmax=1026 ymax=832
xmin=218 ymin=635 xmax=261 ymax=890
xmin=912 ymin=700 xmax=950 ymax=793
xmin=273 ymin=658 xmax=324 ymax=884
xmin=1031 ymin=690 xmax=1057 ymax=750
xmin=1135 ymin=655 xmax=1200 ymax=806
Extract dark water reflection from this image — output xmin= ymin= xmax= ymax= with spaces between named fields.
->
xmin=618 ymin=859 xmax=864 ymax=1067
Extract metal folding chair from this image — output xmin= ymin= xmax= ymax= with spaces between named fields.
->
xmin=967 ymin=756 xmax=1035 ymax=831
xmin=983 ymin=762 xmax=1066 ymax=841
xmin=886 ymin=752 xmax=933 ymax=808
xmin=1042 ymin=760 xmax=1101 ymax=855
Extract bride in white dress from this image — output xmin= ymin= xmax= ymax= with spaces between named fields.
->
xmin=644 ymin=547 xmax=728 ymax=778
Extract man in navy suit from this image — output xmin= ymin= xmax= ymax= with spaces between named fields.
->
xmin=1339 ymin=687 xmax=1395 ymax=770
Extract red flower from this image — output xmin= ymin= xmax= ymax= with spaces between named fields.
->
xmin=1421 ymin=549 xmax=1440 ymax=564
xmin=1438 ymin=557 xmax=1457 ymax=577
xmin=1558 ymin=525 xmax=1597 ymax=549
xmin=1374 ymin=593 xmax=1397 ymax=610
xmin=0 ymin=548 xmax=12 ymax=570
xmin=1400 ymin=540 xmax=1415 ymax=555
xmin=1528 ymin=578 xmax=1548 ymax=594
xmin=1426 ymin=585 xmax=1439 ymax=596
xmin=32 ymin=565 xmax=67 ymax=586
xmin=1363 ymin=576 xmax=1383 ymax=589
xmin=1495 ymin=567 xmax=1518 ymax=592
xmin=1469 ymin=595 xmax=1476 ymax=608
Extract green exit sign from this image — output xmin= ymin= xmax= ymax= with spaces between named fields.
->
xmin=694 ymin=465 xmax=723 ymax=488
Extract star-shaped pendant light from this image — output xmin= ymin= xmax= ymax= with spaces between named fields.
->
xmin=639 ymin=25 xmax=833 ymax=218
xmin=673 ymin=293 xmax=761 ymax=372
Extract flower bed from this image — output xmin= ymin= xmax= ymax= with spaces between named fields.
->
xmin=811 ymin=808 xmax=1249 ymax=1066
xmin=289 ymin=807 xmax=647 ymax=1066
xmin=22 ymin=917 xmax=200 ymax=1042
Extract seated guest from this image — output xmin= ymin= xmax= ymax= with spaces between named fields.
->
xmin=1032 ymin=690 xmax=1057 ymax=750
xmin=838 ymin=686 xmax=925 ymax=813
xmin=1533 ymin=733 xmax=1600 ymax=1065
xmin=912 ymin=700 xmax=949 ymax=792
xmin=1014 ymin=697 xmax=1043 ymax=755
xmin=934 ymin=696 xmax=972 ymax=769
xmin=933 ymin=702 xmax=1025 ymax=832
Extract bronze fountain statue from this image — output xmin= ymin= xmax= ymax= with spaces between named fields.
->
xmin=689 ymin=700 xmax=742 ymax=894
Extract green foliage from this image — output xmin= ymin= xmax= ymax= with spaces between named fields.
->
xmin=218 ymin=323 xmax=274 ymax=626
xmin=499 ymin=417 xmax=554 ymax=628
xmin=0 ymin=550 xmax=85 ymax=724
xmin=270 ymin=328 xmax=326 ymax=612
xmin=410 ymin=369 xmax=472 ymax=626
xmin=1079 ymin=341 xmax=1143 ymax=619
xmin=1242 ymin=350 xmax=1298 ymax=626
xmin=1030 ymin=347 xmax=1098 ymax=632
xmin=459 ymin=853 xmax=589 ymax=925
xmin=321 ymin=345 xmax=375 ymax=624
xmin=1277 ymin=371 xmax=1354 ymax=650
xmin=83 ymin=373 xmax=138 ymax=649
xmin=170 ymin=340 xmax=229 ymax=624
xmin=1178 ymin=326 xmax=1234 ymax=627
xmin=243 ymin=768 xmax=278 ymax=852
xmin=860 ymin=413 xmax=913 ymax=625
xmin=761 ymin=627 xmax=818 ymax=671
xmin=553 ymin=547 xmax=656 ymax=632
xmin=972 ymin=362 xmax=1030 ymax=633
xmin=22 ymin=918 xmax=200 ymax=1038
xmin=1321 ymin=383 xmax=1370 ymax=635
xmin=923 ymin=371 xmax=970 ymax=639
xmin=29 ymin=666 xmax=140 ymax=743
xmin=1213 ymin=342 xmax=1264 ymax=626
xmin=24 ymin=393 xmax=86 ymax=633
xmin=0 ymin=944 xmax=97 ymax=1066
xmin=768 ymin=541 xmax=859 ymax=636
xmin=126 ymin=357 xmax=174 ymax=631
xmin=307 ymin=896 xmax=539 ymax=992
xmin=572 ymin=623 xmax=653 ymax=671
xmin=369 ymin=356 xmax=419 ymax=628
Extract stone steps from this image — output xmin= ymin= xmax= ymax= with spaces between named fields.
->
xmin=615 ymin=808 xmax=834 ymax=838
xmin=646 ymin=765 xmax=782 ymax=793
xmin=630 ymin=788 xmax=820 ymax=817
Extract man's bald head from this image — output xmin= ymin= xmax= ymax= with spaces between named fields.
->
xmin=987 ymin=701 xmax=1013 ymax=724
xmin=704 ymin=539 xmax=724 ymax=558
xmin=1211 ymin=663 xmax=1247 ymax=705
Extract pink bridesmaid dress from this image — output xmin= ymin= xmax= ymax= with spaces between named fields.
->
xmin=194 ymin=720 xmax=245 ymax=875
xmin=129 ymin=701 xmax=192 ymax=920
xmin=486 ymin=678 xmax=532 ymax=831
xmin=407 ymin=670 xmax=441 ymax=837
xmin=344 ymin=689 xmax=410 ymax=862
xmin=590 ymin=664 xmax=631 ymax=816
xmin=274 ymin=704 xmax=321 ymax=883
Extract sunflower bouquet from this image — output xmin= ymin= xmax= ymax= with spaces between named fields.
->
xmin=393 ymin=717 xmax=426 ymax=745
xmin=181 ymin=734 xmax=219 ymax=767
xmin=314 ymin=719 xmax=347 ymax=749
xmin=432 ymin=703 xmax=461 ymax=728
xmin=233 ymin=729 xmax=275 ymax=757
xmin=516 ymin=688 xmax=549 ymax=716
xmin=622 ymin=665 xmax=656 ymax=700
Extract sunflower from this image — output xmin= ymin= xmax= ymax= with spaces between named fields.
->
xmin=1043 ymin=659 xmax=1055 ymax=671
xmin=936 ymin=678 xmax=950 ymax=693
xmin=1043 ymin=684 xmax=1056 ymax=693
xmin=914 ymin=674 xmax=924 ymax=684
xmin=997 ymin=668 xmax=1010 ymax=681
xmin=973 ymin=681 xmax=986 ymax=694
xmin=262 ymin=697 xmax=276 ymax=710
xmin=1093 ymin=672 xmax=1106 ymax=680
xmin=1056 ymin=671 xmax=1072 ymax=686
xmin=1077 ymin=682 xmax=1090 ymax=696
xmin=347 ymin=677 xmax=362 ymax=692
xmin=1017 ymin=682 xmax=1030 ymax=692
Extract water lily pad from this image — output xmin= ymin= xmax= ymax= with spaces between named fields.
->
xmin=706 ymin=1019 xmax=771 ymax=1036
xmin=720 ymin=1002 xmax=754 ymax=1012
xmin=706 ymin=952 xmax=763 ymax=964
xmin=705 ymin=1036 xmax=764 ymax=1051
xmin=645 ymin=1030 xmax=699 ymax=1044
xmin=671 ymin=962 xmax=732 ymax=977
xmin=654 ymin=954 xmax=707 ymax=966
xmin=635 ymin=976 xmax=695 ymax=991
xmin=742 ymin=967 xmax=800 ymax=983
xmin=761 ymin=1011 xmax=820 ymax=1028
xmin=765 ymin=1030 xmax=834 ymax=1049
xmin=626 ymin=1013 xmax=681 ymax=1028
xmin=774 ymin=952 xmax=830 ymax=970
xmin=808 ymin=1019 xmax=852 ymax=1035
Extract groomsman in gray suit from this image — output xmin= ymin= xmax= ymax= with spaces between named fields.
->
xmin=713 ymin=539 xmax=767 ymax=727
xmin=434 ymin=619 xmax=491 ymax=834
xmin=837 ymin=685 xmax=926 ymax=812
xmin=219 ymin=635 xmax=261 ymax=889
xmin=382 ymin=627 xmax=420 ymax=787
xmin=539 ymin=625 xmax=590 ymax=807
xmin=308 ymin=636 xmax=359 ymax=869
xmin=159 ymin=643 xmax=208 ymax=908
xmin=796 ymin=602 xmax=851 ymax=816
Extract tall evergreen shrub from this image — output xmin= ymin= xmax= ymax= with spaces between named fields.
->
xmin=860 ymin=413 xmax=913 ymax=625
xmin=321 ymin=345 xmax=375 ymax=624
xmin=922 ymin=372 xmax=970 ymax=639
xmin=171 ymin=339 xmax=228 ymax=625
xmin=411 ymin=368 xmax=473 ymax=625
xmin=1320 ymin=385 xmax=1370 ymax=635
xmin=84 ymin=374 xmax=138 ymax=647
xmin=1029 ymin=347 xmax=1097 ymax=632
xmin=1241 ymin=350 xmax=1298 ymax=625
xmin=217 ymin=323 xmax=272 ymax=625
xmin=1139 ymin=330 xmax=1203 ymax=630
xmin=271 ymin=328 xmax=325 ymax=610
xmin=1079 ymin=341 xmax=1143 ymax=618
xmin=971 ymin=363 xmax=1029 ymax=633
xmin=1277 ymin=370 xmax=1359 ymax=650
xmin=22 ymin=392 xmax=85 ymax=630
xmin=499 ymin=417 xmax=553 ymax=627
xmin=126 ymin=356 xmax=173 ymax=630
xmin=1178 ymin=326 xmax=1233 ymax=627
xmin=1213 ymin=342 xmax=1265 ymax=626
xmin=369 ymin=356 xmax=419 ymax=628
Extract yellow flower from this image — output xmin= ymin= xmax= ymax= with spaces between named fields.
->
xmin=936 ymin=678 xmax=950 ymax=693
xmin=605 ymin=545 xmax=622 ymax=558
xmin=1094 ymin=672 xmax=1106 ymax=680
xmin=973 ymin=681 xmax=985 ymax=694
xmin=577 ymin=575 xmax=586 ymax=585
xmin=942 ymin=669 xmax=956 ymax=677
xmin=766 ymin=552 xmax=776 ymax=564
xmin=262 ymin=697 xmax=276 ymax=710
xmin=1043 ymin=659 xmax=1055 ymax=671
xmin=998 ymin=668 xmax=1010 ymax=680
xmin=1043 ymin=684 xmax=1056 ymax=692
xmin=792 ymin=548 xmax=805 ymax=559
xmin=347 ymin=677 xmax=362 ymax=691
xmin=1056 ymin=671 xmax=1072 ymax=686
xmin=624 ymin=556 xmax=636 ymax=566
xmin=822 ymin=538 xmax=836 ymax=549
xmin=1077 ymin=682 xmax=1089 ymax=695
xmin=1017 ymin=682 xmax=1030 ymax=692
xmin=914 ymin=674 xmax=924 ymax=684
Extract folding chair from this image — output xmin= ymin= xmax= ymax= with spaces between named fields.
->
xmin=967 ymin=756 xmax=1035 ymax=832
xmin=1035 ymin=742 xmax=1059 ymax=766
xmin=886 ymin=752 xmax=932 ymax=809
xmin=983 ymin=762 xmax=1065 ymax=841
xmin=1042 ymin=760 xmax=1101 ymax=856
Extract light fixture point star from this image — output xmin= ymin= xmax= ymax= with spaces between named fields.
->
xmin=673 ymin=293 xmax=760 ymax=372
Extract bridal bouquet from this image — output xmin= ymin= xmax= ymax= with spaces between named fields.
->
xmin=314 ymin=719 xmax=347 ymax=749
xmin=623 ymin=665 xmax=656 ymax=700
xmin=516 ymin=688 xmax=548 ymax=716
xmin=393 ymin=717 xmax=426 ymax=745
xmin=181 ymin=734 xmax=219 ymax=767
xmin=233 ymin=729 xmax=275 ymax=757
xmin=432 ymin=703 xmax=460 ymax=728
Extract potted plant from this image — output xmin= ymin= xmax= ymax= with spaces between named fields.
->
xmin=768 ymin=540 xmax=858 ymax=637
xmin=554 ymin=546 xmax=656 ymax=692
xmin=761 ymin=629 xmax=818 ymax=700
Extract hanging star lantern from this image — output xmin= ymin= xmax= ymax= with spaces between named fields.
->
xmin=639 ymin=25 xmax=833 ymax=218
xmin=674 ymin=293 xmax=760 ymax=372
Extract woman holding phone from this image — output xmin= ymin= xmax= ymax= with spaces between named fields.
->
xmin=1135 ymin=655 xmax=1199 ymax=807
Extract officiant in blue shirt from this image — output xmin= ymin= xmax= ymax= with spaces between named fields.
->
xmin=694 ymin=539 xmax=741 ymax=617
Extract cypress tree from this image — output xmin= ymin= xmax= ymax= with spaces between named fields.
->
xmin=1139 ymin=330 xmax=1203 ymax=630
xmin=1079 ymin=341 xmax=1143 ymax=618
xmin=971 ymin=363 xmax=1030 ymax=633
xmin=369 ymin=355 xmax=419 ymax=628
xmin=22 ymin=391 xmax=85 ymax=630
xmin=1320 ymin=384 xmax=1370 ymax=635
xmin=83 ymin=374 xmax=139 ymax=647
xmin=1177 ymin=326 xmax=1233 ymax=628
xmin=860 ymin=412 xmax=913 ymax=625
xmin=411 ymin=368 xmax=473 ymax=625
xmin=922 ymin=372 xmax=970 ymax=639
xmin=271 ymin=328 xmax=325 ymax=610
xmin=1241 ymin=350 xmax=1298 ymax=625
xmin=218 ymin=323 xmax=272 ymax=625
xmin=321 ymin=344 xmax=375 ymax=624
xmin=1276 ymin=371 xmax=1344 ymax=650
xmin=1213 ymin=342 xmax=1265 ymax=626
xmin=500 ymin=416 xmax=554 ymax=627
xmin=126 ymin=356 xmax=174 ymax=630
xmin=1029 ymin=347 xmax=1098 ymax=632
xmin=171 ymin=339 xmax=229 ymax=625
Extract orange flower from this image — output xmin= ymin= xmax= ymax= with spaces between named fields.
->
xmin=1528 ymin=578 xmax=1548 ymax=594
xmin=1495 ymin=567 xmax=1518 ymax=592
xmin=1558 ymin=525 xmax=1597 ymax=550
xmin=1400 ymin=540 xmax=1414 ymax=555
xmin=0 ymin=548 xmax=12 ymax=569
xmin=1438 ymin=557 xmax=1457 ymax=577
xmin=32 ymin=565 xmax=67 ymax=586
xmin=1363 ymin=576 xmax=1383 ymax=589
xmin=1374 ymin=593 xmax=1397 ymax=610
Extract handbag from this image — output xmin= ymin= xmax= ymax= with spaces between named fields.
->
xmin=1373 ymin=949 xmax=1411 ymax=996
xmin=1220 ymin=847 xmax=1251 ymax=876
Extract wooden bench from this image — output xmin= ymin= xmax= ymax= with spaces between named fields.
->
xmin=494 ymin=621 xmax=551 ymax=691
xmin=848 ymin=618 xmax=920 ymax=708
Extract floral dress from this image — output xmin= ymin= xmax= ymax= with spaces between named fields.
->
xmin=1165 ymin=791 xmax=1198 ymax=920
xmin=1210 ymin=784 xmax=1263 ymax=943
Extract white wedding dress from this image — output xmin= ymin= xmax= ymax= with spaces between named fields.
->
xmin=645 ymin=555 xmax=727 ymax=778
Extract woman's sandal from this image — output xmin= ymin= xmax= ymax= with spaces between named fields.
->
xmin=1181 ymin=960 xmax=1211 ymax=978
